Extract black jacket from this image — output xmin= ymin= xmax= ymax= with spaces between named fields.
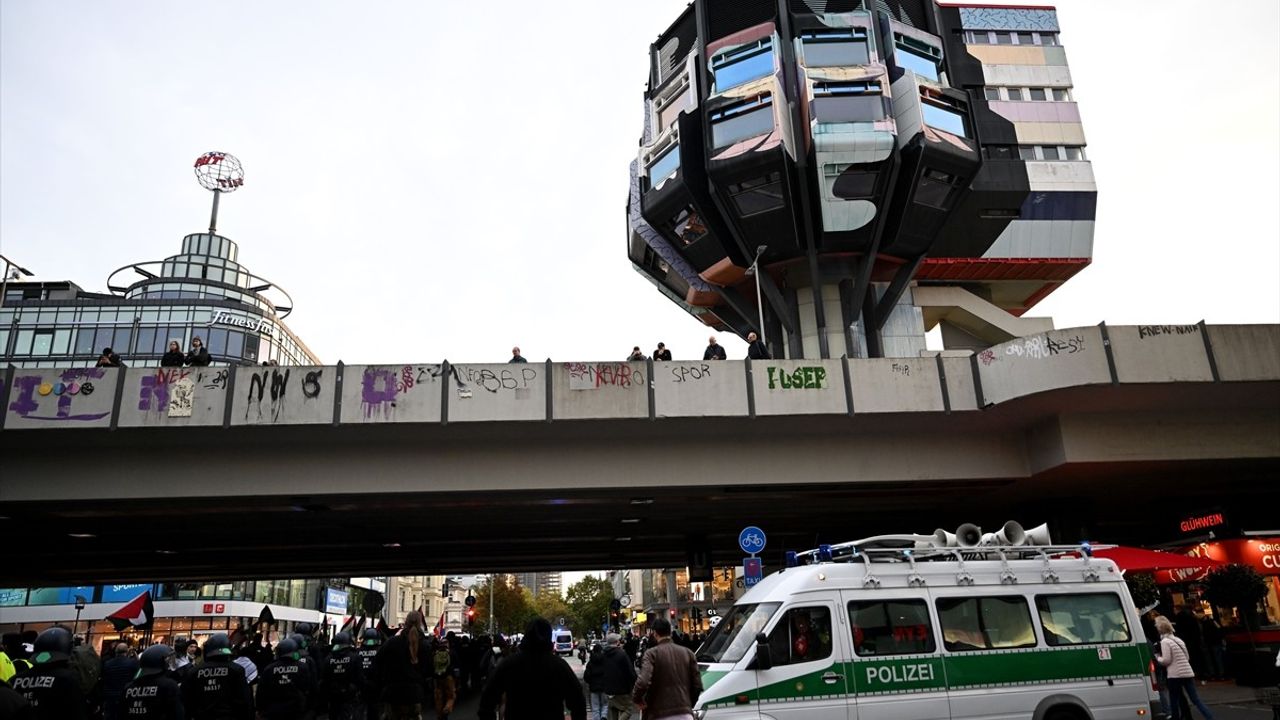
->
xmin=95 ymin=352 xmax=125 ymax=368
xmin=121 ymin=673 xmax=184 ymax=719
xmin=747 ymin=340 xmax=771 ymax=360
xmin=161 ymin=350 xmax=186 ymax=367
xmin=0 ymin=680 xmax=32 ymax=720
xmin=186 ymin=348 xmax=212 ymax=367
xmin=256 ymin=658 xmax=314 ymax=720
xmin=103 ymin=655 xmax=140 ymax=704
xmin=321 ymin=646 xmax=364 ymax=700
xmin=596 ymin=646 xmax=636 ymax=696
xmin=11 ymin=661 xmax=86 ymax=720
xmin=703 ymin=344 xmax=727 ymax=361
xmin=371 ymin=632 xmax=429 ymax=705
xmin=180 ymin=657 xmax=252 ymax=720
xmin=652 ymin=349 xmax=672 ymax=361
xmin=478 ymin=648 xmax=586 ymax=720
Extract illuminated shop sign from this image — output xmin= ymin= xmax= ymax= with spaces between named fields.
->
xmin=1177 ymin=510 xmax=1229 ymax=536
xmin=207 ymin=310 xmax=274 ymax=337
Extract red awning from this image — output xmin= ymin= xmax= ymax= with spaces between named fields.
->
xmin=1091 ymin=546 xmax=1228 ymax=573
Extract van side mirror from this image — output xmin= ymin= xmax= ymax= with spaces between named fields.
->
xmin=753 ymin=632 xmax=773 ymax=671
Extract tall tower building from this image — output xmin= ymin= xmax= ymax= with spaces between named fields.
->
xmin=627 ymin=1 xmax=1093 ymax=358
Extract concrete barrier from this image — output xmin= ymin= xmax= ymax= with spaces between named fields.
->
xmin=118 ymin=367 xmax=230 ymax=427
xmin=232 ymin=365 xmax=335 ymax=426
xmin=942 ymin=356 xmax=979 ymax=412
xmin=340 ymin=364 xmax=444 ymax=424
xmin=1209 ymin=325 xmax=1280 ymax=382
xmin=851 ymin=358 xmax=946 ymax=414
xmin=449 ymin=363 xmax=545 ymax=422
xmin=976 ymin=326 xmax=1109 ymax=406
xmin=653 ymin=361 xmax=749 ymax=418
xmin=4 ymin=367 xmax=120 ymax=429
xmin=551 ymin=361 xmax=648 ymax=420
xmin=752 ymin=359 xmax=846 ymax=416
xmin=1110 ymin=324 xmax=1213 ymax=383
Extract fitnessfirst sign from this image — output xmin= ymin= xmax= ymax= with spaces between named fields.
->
xmin=208 ymin=310 xmax=274 ymax=337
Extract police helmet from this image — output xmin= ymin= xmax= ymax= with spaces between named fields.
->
xmin=295 ymin=622 xmax=314 ymax=636
xmin=288 ymin=633 xmax=310 ymax=653
xmin=202 ymin=633 xmax=233 ymax=658
xmin=138 ymin=644 xmax=176 ymax=677
xmin=32 ymin=627 xmax=72 ymax=665
xmin=333 ymin=631 xmax=353 ymax=649
xmin=361 ymin=628 xmax=381 ymax=646
xmin=275 ymin=637 xmax=300 ymax=660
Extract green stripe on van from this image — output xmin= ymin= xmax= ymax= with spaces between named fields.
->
xmin=940 ymin=645 xmax=1144 ymax=689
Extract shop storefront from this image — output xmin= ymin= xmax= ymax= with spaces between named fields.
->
xmin=1156 ymin=536 xmax=1280 ymax=627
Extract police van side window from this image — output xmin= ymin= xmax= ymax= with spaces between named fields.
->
xmin=1035 ymin=593 xmax=1132 ymax=645
xmin=849 ymin=599 xmax=936 ymax=656
xmin=936 ymin=596 xmax=1037 ymax=651
xmin=765 ymin=606 xmax=833 ymax=665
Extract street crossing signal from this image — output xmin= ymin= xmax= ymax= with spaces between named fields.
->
xmin=466 ymin=608 xmax=476 ymax=624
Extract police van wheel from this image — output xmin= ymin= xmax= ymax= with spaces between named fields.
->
xmin=1044 ymin=706 xmax=1086 ymax=720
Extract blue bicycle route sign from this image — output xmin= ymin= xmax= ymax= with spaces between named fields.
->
xmin=739 ymin=526 xmax=766 ymax=555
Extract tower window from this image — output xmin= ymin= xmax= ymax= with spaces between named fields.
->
xmin=711 ymin=39 xmax=774 ymax=92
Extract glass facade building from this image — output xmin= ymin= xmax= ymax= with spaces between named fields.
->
xmin=1 ymin=231 xmax=318 ymax=368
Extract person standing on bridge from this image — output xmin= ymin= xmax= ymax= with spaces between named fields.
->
xmin=632 ymin=618 xmax=701 ymax=720
xmin=627 ymin=346 xmax=646 ymax=361
xmin=509 ymin=347 xmax=528 ymax=363
xmin=703 ymin=336 xmax=726 ymax=361
xmin=652 ymin=342 xmax=672 ymax=361
xmin=186 ymin=337 xmax=211 ymax=367
xmin=477 ymin=617 xmax=586 ymax=720
xmin=746 ymin=332 xmax=770 ymax=360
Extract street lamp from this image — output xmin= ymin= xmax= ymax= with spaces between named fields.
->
xmin=73 ymin=594 xmax=87 ymax=637
xmin=748 ymin=245 xmax=768 ymax=337
xmin=0 ymin=254 xmax=35 ymax=311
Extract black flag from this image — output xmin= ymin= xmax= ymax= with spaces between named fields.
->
xmin=107 ymin=591 xmax=155 ymax=631
xmin=257 ymin=605 xmax=276 ymax=627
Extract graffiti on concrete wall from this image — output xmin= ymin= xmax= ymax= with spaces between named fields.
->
xmin=567 ymin=363 xmax=646 ymax=390
xmin=765 ymin=366 xmax=827 ymax=390
xmin=8 ymin=368 xmax=109 ymax=422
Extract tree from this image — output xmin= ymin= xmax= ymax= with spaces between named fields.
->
xmin=472 ymin=576 xmax=535 ymax=635
xmin=564 ymin=575 xmax=614 ymax=638
xmin=532 ymin=589 xmax=571 ymax=628
xmin=1202 ymin=563 xmax=1268 ymax=629
xmin=1125 ymin=572 xmax=1161 ymax=610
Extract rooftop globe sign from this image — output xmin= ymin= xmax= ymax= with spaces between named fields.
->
xmin=194 ymin=151 xmax=244 ymax=233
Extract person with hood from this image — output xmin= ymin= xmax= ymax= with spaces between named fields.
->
xmin=321 ymin=631 xmax=364 ymax=720
xmin=431 ymin=636 xmax=457 ymax=720
xmin=582 ymin=641 xmax=608 ymax=720
xmin=598 ymin=633 xmax=637 ymax=720
xmin=101 ymin=642 xmax=140 ymax=720
xmin=185 ymin=337 xmax=211 ymax=367
xmin=160 ymin=341 xmax=186 ymax=368
xmin=121 ymin=644 xmax=183 ymax=719
xmin=372 ymin=610 xmax=430 ymax=719
xmin=9 ymin=627 xmax=86 ymax=719
xmin=180 ymin=633 xmax=253 ymax=720
xmin=478 ymin=617 xmax=586 ymax=720
xmin=256 ymin=638 xmax=314 ymax=720
xmin=96 ymin=347 xmax=125 ymax=368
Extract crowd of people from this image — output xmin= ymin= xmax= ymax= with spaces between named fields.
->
xmin=0 ymin=615 xmax=709 ymax=720
xmin=507 ymin=335 xmax=770 ymax=365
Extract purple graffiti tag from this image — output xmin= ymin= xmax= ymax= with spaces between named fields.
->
xmin=9 ymin=369 xmax=110 ymax=421
xmin=138 ymin=369 xmax=190 ymax=412
xmin=361 ymin=368 xmax=398 ymax=418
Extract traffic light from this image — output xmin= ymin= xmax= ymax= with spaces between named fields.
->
xmin=466 ymin=608 xmax=476 ymax=625
xmin=669 ymin=608 xmax=677 ymax=619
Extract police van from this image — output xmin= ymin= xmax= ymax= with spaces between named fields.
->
xmin=692 ymin=523 xmax=1162 ymax=720
xmin=554 ymin=629 xmax=574 ymax=655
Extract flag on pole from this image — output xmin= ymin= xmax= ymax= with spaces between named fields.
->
xmin=257 ymin=605 xmax=276 ymax=627
xmin=434 ymin=612 xmax=446 ymax=638
xmin=107 ymin=591 xmax=155 ymax=631
xmin=340 ymin=615 xmax=356 ymax=633
xmin=354 ymin=615 xmax=367 ymax=636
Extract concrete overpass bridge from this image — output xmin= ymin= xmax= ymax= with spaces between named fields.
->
xmin=1 ymin=323 xmax=1277 ymax=585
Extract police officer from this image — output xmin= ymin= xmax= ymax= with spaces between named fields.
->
xmin=322 ymin=632 xmax=365 ymax=720
xmin=356 ymin=628 xmax=382 ymax=720
xmin=256 ymin=638 xmax=315 ymax=720
xmin=180 ymin=633 xmax=253 ymax=720
xmin=9 ymin=627 xmax=86 ymax=719
xmin=121 ymin=644 xmax=184 ymax=719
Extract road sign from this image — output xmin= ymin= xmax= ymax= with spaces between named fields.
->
xmin=739 ymin=526 xmax=767 ymax=555
xmin=464 ymin=595 xmax=476 ymax=607
xmin=744 ymin=557 xmax=763 ymax=587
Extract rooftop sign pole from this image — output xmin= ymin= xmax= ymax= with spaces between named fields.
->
xmin=193 ymin=151 xmax=245 ymax=234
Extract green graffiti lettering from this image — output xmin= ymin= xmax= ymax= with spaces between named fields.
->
xmin=814 ymin=367 xmax=826 ymax=388
xmin=767 ymin=367 xmax=777 ymax=390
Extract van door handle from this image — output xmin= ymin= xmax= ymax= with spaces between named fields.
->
xmin=822 ymin=672 xmax=842 ymax=685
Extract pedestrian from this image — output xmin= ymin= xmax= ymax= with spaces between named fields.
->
xmin=101 ymin=642 xmax=139 ymax=720
xmin=179 ymin=633 xmax=253 ymax=720
xmin=509 ymin=346 xmax=528 ymax=363
xmin=599 ymin=633 xmax=637 ymax=720
xmin=257 ymin=638 xmax=314 ymax=720
xmin=121 ymin=644 xmax=183 ymax=719
xmin=632 ymin=618 xmax=701 ymax=720
xmin=96 ymin=347 xmax=125 ymax=368
xmin=652 ymin=342 xmax=672 ymax=361
xmin=185 ymin=336 xmax=211 ymax=367
xmin=320 ymin=631 xmax=363 ymax=720
xmin=431 ymin=637 xmax=456 ymax=720
xmin=583 ymin=643 xmax=607 ymax=720
xmin=160 ymin=341 xmax=185 ymax=368
xmin=1200 ymin=613 xmax=1226 ymax=680
xmin=372 ymin=610 xmax=430 ymax=720
xmin=627 ymin=346 xmax=646 ymax=361
xmin=1155 ymin=615 xmax=1215 ymax=720
xmin=9 ymin=627 xmax=86 ymax=719
xmin=745 ymin=331 xmax=770 ymax=360
xmin=1174 ymin=607 xmax=1206 ymax=678
xmin=703 ymin=336 xmax=726 ymax=361
xmin=357 ymin=628 xmax=383 ymax=720
xmin=477 ymin=617 xmax=586 ymax=720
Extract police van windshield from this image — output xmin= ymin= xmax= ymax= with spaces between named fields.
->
xmin=696 ymin=602 xmax=779 ymax=664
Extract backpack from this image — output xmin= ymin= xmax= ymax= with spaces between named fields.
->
xmin=432 ymin=648 xmax=450 ymax=676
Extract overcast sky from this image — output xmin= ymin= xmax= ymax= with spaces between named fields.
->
xmin=2 ymin=1 xmax=1277 ymax=366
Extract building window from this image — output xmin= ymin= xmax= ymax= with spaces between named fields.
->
xmin=825 ymin=164 xmax=877 ymax=200
xmin=729 ymin=173 xmax=785 ymax=216
xmin=984 ymin=87 xmax=1000 ymax=102
xmin=1006 ymin=88 xmax=1023 ymax=101
xmin=812 ymin=81 xmax=885 ymax=122
xmin=710 ymin=94 xmax=775 ymax=148
xmin=1065 ymin=146 xmax=1085 ymax=161
xmin=1053 ymin=88 xmax=1070 ymax=101
xmin=1016 ymin=32 xmax=1034 ymax=46
xmin=921 ymin=100 xmax=968 ymax=137
xmin=647 ymin=144 xmax=681 ymax=188
xmin=1041 ymin=146 xmax=1060 ymax=160
xmin=801 ymin=29 xmax=870 ymax=67
xmin=894 ymin=34 xmax=941 ymax=81
xmin=1018 ymin=145 xmax=1038 ymax=160
xmin=711 ymin=38 xmax=774 ymax=92
xmin=1039 ymin=33 xmax=1059 ymax=46
xmin=915 ymin=168 xmax=959 ymax=210
xmin=1029 ymin=88 xmax=1047 ymax=101
xmin=983 ymin=145 xmax=1015 ymax=160
xmin=994 ymin=31 xmax=1013 ymax=45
